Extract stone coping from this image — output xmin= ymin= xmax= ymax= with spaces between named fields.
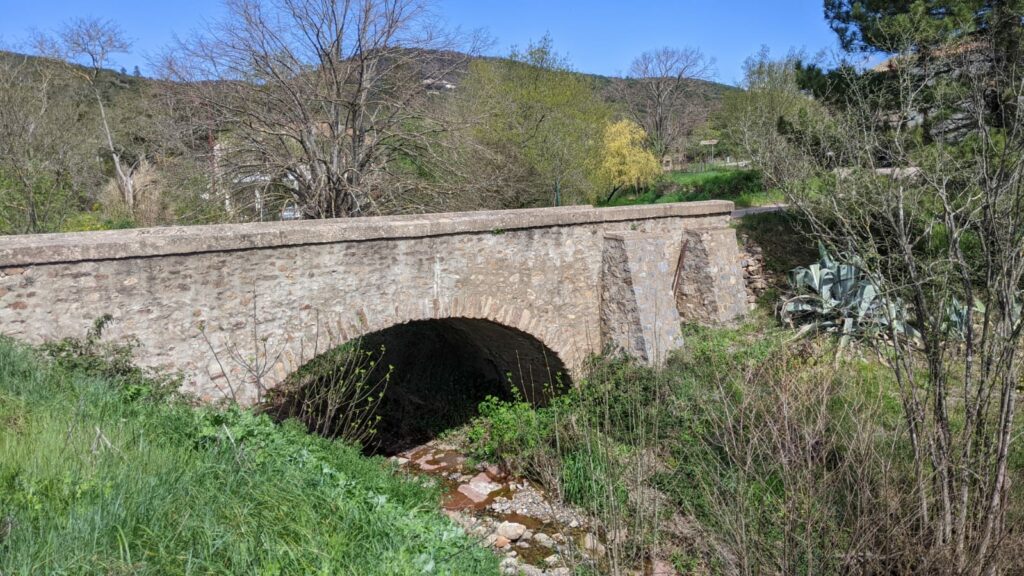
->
xmin=0 ymin=200 xmax=733 ymax=266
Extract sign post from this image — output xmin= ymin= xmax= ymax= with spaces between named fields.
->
xmin=699 ymin=139 xmax=720 ymax=169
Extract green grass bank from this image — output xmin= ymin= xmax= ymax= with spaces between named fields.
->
xmin=0 ymin=337 xmax=498 ymax=575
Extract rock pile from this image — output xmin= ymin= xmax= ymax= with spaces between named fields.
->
xmin=393 ymin=441 xmax=613 ymax=575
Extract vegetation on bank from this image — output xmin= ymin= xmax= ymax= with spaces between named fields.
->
xmin=717 ymin=5 xmax=1024 ymax=570
xmin=454 ymin=219 xmax=1022 ymax=573
xmin=0 ymin=334 xmax=498 ymax=575
xmin=460 ymin=316 xmax=1023 ymax=574
xmin=600 ymin=168 xmax=782 ymax=209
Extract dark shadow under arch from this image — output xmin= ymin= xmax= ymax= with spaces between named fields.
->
xmin=267 ymin=317 xmax=570 ymax=455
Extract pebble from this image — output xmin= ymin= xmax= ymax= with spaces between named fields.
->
xmin=534 ymin=532 xmax=555 ymax=548
xmin=518 ymin=565 xmax=544 ymax=576
xmin=496 ymin=521 xmax=527 ymax=541
xmin=582 ymin=533 xmax=606 ymax=557
xmin=494 ymin=535 xmax=511 ymax=548
xmin=499 ymin=557 xmax=518 ymax=575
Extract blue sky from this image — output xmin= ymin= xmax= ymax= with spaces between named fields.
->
xmin=0 ymin=0 xmax=843 ymax=85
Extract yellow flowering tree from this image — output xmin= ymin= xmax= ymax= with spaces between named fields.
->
xmin=596 ymin=119 xmax=661 ymax=204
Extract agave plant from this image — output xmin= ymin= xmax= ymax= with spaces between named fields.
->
xmin=780 ymin=243 xmax=922 ymax=347
xmin=942 ymin=297 xmax=1021 ymax=341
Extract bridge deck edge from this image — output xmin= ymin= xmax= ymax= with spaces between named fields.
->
xmin=0 ymin=201 xmax=734 ymax=267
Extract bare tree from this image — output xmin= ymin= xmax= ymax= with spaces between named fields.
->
xmin=164 ymin=0 xmax=481 ymax=220
xmin=617 ymin=47 xmax=715 ymax=159
xmin=56 ymin=18 xmax=140 ymax=216
xmin=718 ymin=48 xmax=823 ymax=189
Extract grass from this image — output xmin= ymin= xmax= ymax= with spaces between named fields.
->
xmin=0 ymin=337 xmax=499 ymax=575
xmin=600 ymin=168 xmax=784 ymax=209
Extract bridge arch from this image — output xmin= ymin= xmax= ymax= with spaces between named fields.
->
xmin=272 ymin=312 xmax=572 ymax=454
xmin=301 ymin=293 xmax=585 ymax=378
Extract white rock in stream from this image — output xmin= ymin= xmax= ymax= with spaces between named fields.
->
xmin=496 ymin=521 xmax=527 ymax=541
xmin=534 ymin=533 xmax=555 ymax=548
xmin=517 ymin=565 xmax=544 ymax=576
xmin=582 ymin=532 xmax=606 ymax=557
xmin=499 ymin=557 xmax=518 ymax=575
xmin=457 ymin=472 xmax=503 ymax=504
xmin=469 ymin=472 xmax=501 ymax=492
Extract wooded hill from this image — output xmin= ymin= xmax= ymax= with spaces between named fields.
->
xmin=0 ymin=46 xmax=734 ymax=234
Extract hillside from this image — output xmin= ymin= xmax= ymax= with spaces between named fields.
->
xmin=0 ymin=49 xmax=150 ymax=100
xmin=0 ymin=47 xmax=735 ymax=117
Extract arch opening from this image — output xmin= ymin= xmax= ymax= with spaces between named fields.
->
xmin=265 ymin=318 xmax=570 ymax=455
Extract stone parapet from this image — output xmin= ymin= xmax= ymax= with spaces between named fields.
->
xmin=0 ymin=201 xmax=734 ymax=267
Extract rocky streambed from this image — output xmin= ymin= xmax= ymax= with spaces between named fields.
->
xmin=391 ymin=440 xmax=612 ymax=576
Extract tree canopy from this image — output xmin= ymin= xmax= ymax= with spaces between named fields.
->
xmin=824 ymin=0 xmax=985 ymax=52
xmin=460 ymin=36 xmax=611 ymax=207
xmin=597 ymin=120 xmax=660 ymax=203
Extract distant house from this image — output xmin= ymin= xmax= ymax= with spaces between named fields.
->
xmin=422 ymin=78 xmax=456 ymax=94
xmin=280 ymin=204 xmax=302 ymax=221
xmin=660 ymin=151 xmax=687 ymax=172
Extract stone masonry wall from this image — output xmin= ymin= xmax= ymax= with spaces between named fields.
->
xmin=674 ymin=227 xmax=749 ymax=326
xmin=737 ymin=234 xmax=770 ymax=310
xmin=0 ymin=202 xmax=744 ymax=403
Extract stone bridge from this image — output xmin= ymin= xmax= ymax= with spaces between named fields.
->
xmin=0 ymin=201 xmax=746 ymax=404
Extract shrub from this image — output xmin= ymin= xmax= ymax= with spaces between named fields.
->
xmin=40 ymin=314 xmax=179 ymax=402
xmin=559 ymin=440 xmax=629 ymax=514
xmin=466 ymin=393 xmax=552 ymax=462
xmin=262 ymin=342 xmax=391 ymax=449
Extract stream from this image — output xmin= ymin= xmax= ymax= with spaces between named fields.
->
xmin=392 ymin=439 xmax=608 ymax=575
